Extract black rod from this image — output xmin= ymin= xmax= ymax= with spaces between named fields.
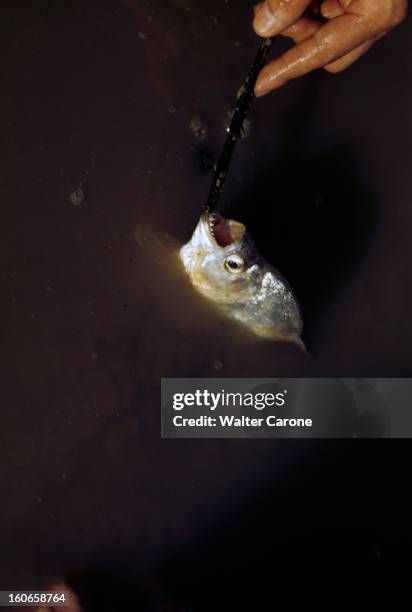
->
xmin=205 ymin=36 xmax=273 ymax=211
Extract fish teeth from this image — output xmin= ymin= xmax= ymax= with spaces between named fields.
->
xmin=208 ymin=212 xmax=217 ymax=236
xmin=206 ymin=211 xmax=219 ymax=244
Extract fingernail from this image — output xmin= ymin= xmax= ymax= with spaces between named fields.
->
xmin=253 ymin=2 xmax=264 ymax=16
xmin=254 ymin=84 xmax=270 ymax=98
xmin=253 ymin=1 xmax=276 ymax=35
xmin=255 ymin=72 xmax=270 ymax=97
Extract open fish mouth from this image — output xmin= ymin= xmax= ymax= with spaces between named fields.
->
xmin=206 ymin=211 xmax=246 ymax=247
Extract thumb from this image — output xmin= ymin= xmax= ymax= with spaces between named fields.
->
xmin=253 ymin=0 xmax=313 ymax=37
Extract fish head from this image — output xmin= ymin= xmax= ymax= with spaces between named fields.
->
xmin=179 ymin=211 xmax=303 ymax=344
xmin=180 ymin=211 xmax=259 ymax=301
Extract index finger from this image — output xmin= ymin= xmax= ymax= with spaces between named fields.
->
xmin=255 ymin=11 xmax=380 ymax=94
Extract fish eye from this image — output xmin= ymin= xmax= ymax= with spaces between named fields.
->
xmin=224 ymin=254 xmax=244 ymax=273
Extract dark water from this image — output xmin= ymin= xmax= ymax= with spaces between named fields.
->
xmin=1 ymin=0 xmax=412 ymax=606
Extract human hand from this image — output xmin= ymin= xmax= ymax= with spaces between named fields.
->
xmin=253 ymin=0 xmax=408 ymax=96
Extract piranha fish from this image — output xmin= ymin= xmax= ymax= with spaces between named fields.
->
xmin=180 ymin=211 xmax=304 ymax=347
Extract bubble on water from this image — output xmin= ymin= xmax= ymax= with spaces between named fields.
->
xmin=189 ymin=115 xmax=208 ymax=141
xmin=69 ymin=187 xmax=84 ymax=206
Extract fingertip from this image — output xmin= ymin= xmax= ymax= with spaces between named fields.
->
xmin=254 ymin=84 xmax=269 ymax=98
xmin=254 ymin=73 xmax=267 ymax=97
xmin=320 ymin=0 xmax=345 ymax=20
xmin=253 ymin=2 xmax=277 ymax=36
xmin=255 ymin=89 xmax=271 ymax=98
xmin=253 ymin=2 xmax=264 ymax=17
xmin=256 ymin=60 xmax=292 ymax=95
xmin=254 ymin=72 xmax=275 ymax=97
